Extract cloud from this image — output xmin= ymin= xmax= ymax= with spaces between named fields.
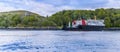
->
xmin=105 ymin=0 xmax=120 ymax=8
xmin=0 ymin=2 xmax=23 ymax=12
xmin=0 ymin=0 xmax=120 ymax=16
xmin=0 ymin=0 xmax=75 ymax=16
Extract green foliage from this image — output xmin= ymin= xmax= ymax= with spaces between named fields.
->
xmin=104 ymin=17 xmax=111 ymax=28
xmin=0 ymin=10 xmax=57 ymax=28
xmin=49 ymin=8 xmax=120 ymax=28
xmin=0 ymin=9 xmax=120 ymax=28
xmin=41 ymin=19 xmax=56 ymax=27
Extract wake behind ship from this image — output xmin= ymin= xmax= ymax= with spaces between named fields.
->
xmin=63 ymin=17 xmax=105 ymax=31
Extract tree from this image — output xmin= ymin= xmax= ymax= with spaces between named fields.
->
xmin=104 ymin=17 xmax=111 ymax=28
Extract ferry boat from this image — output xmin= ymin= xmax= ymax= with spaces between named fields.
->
xmin=63 ymin=17 xmax=105 ymax=31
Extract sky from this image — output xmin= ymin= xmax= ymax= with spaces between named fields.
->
xmin=0 ymin=0 xmax=120 ymax=16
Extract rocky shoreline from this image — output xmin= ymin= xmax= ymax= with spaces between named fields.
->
xmin=0 ymin=27 xmax=120 ymax=31
xmin=103 ymin=28 xmax=120 ymax=31
xmin=0 ymin=27 xmax=61 ymax=30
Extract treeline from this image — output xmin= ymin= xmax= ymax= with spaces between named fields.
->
xmin=0 ymin=11 xmax=57 ymax=28
xmin=0 ymin=8 xmax=120 ymax=28
xmin=49 ymin=8 xmax=120 ymax=28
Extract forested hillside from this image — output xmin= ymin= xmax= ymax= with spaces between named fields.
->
xmin=49 ymin=8 xmax=120 ymax=28
xmin=0 ymin=10 xmax=56 ymax=28
xmin=0 ymin=8 xmax=120 ymax=28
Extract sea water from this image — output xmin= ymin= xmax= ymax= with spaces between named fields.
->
xmin=0 ymin=30 xmax=120 ymax=52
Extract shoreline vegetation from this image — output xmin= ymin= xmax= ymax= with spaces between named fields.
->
xmin=0 ymin=8 xmax=120 ymax=30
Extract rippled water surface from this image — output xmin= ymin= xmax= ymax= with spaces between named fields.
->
xmin=0 ymin=30 xmax=120 ymax=52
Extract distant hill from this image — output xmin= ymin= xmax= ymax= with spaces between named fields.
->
xmin=0 ymin=10 xmax=56 ymax=28
xmin=0 ymin=10 xmax=43 ymax=17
